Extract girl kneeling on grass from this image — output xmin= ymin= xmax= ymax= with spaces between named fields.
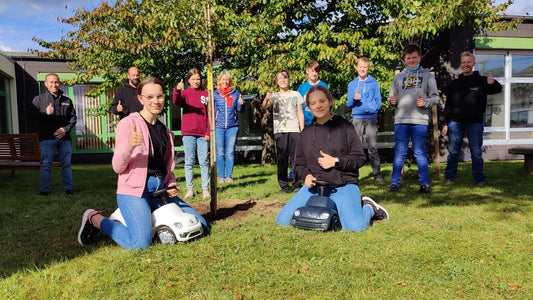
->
xmin=78 ymin=77 xmax=208 ymax=250
xmin=276 ymin=85 xmax=389 ymax=231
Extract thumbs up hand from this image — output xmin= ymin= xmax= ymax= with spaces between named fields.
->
xmin=176 ymin=79 xmax=184 ymax=90
xmin=117 ymin=100 xmax=124 ymax=112
xmin=487 ymin=72 xmax=495 ymax=84
xmin=128 ymin=124 xmax=143 ymax=148
xmin=46 ymin=103 xmax=54 ymax=115
xmin=317 ymin=150 xmax=338 ymax=169
xmin=390 ymin=92 xmax=397 ymax=106
xmin=416 ymin=95 xmax=425 ymax=107
xmin=354 ymin=90 xmax=361 ymax=100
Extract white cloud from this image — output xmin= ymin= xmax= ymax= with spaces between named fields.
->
xmin=499 ymin=0 xmax=533 ymax=15
xmin=0 ymin=0 xmax=98 ymax=51
xmin=0 ymin=41 xmax=13 ymax=52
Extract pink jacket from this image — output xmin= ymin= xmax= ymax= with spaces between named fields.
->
xmin=112 ymin=113 xmax=177 ymax=197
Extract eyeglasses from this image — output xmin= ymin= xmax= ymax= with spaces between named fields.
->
xmin=141 ymin=94 xmax=165 ymax=102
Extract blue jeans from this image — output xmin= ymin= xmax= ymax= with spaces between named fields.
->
xmin=40 ymin=139 xmax=73 ymax=193
xmin=391 ymin=124 xmax=429 ymax=187
xmin=100 ymin=176 xmax=208 ymax=250
xmin=183 ymin=135 xmax=210 ymax=189
xmin=444 ymin=121 xmax=485 ymax=184
xmin=276 ymin=184 xmax=374 ymax=232
xmin=215 ymin=126 xmax=239 ymax=179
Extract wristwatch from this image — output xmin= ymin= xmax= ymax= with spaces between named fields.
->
xmin=334 ymin=158 xmax=340 ymax=168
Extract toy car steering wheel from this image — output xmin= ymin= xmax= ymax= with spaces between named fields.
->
xmin=151 ymin=186 xmax=178 ymax=204
xmin=314 ymin=180 xmax=330 ymax=186
xmin=313 ymin=180 xmax=333 ymax=196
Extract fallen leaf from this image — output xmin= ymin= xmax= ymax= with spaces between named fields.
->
xmin=236 ymin=291 xmax=243 ymax=300
xmin=395 ymin=280 xmax=408 ymax=286
xmin=303 ymin=263 xmax=309 ymax=271
xmin=508 ymin=283 xmax=522 ymax=290
xmin=166 ymin=281 xmax=173 ymax=288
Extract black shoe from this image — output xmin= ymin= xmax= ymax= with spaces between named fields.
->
xmin=65 ymin=190 xmax=75 ymax=195
xmin=293 ymin=187 xmax=300 ymax=193
xmin=281 ymin=187 xmax=291 ymax=193
xmin=419 ymin=185 xmax=431 ymax=194
xmin=39 ymin=191 xmax=50 ymax=196
xmin=389 ymin=185 xmax=399 ymax=193
xmin=375 ymin=176 xmax=385 ymax=184
xmin=362 ymin=196 xmax=389 ymax=221
xmin=78 ymin=209 xmax=99 ymax=245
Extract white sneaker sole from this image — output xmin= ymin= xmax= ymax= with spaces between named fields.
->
xmin=362 ymin=196 xmax=389 ymax=220
xmin=77 ymin=209 xmax=94 ymax=245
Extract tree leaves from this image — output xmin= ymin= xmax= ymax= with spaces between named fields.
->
xmin=32 ymin=0 xmax=519 ymax=111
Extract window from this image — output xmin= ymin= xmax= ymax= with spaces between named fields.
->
xmin=512 ymin=55 xmax=533 ymax=77
xmin=510 ymin=83 xmax=533 ymax=128
xmin=476 ymin=54 xmax=505 ymax=77
xmin=0 ymin=75 xmax=9 ymax=133
xmin=475 ymin=51 xmax=533 ymax=143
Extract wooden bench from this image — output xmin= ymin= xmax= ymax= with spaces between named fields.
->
xmin=0 ymin=133 xmax=60 ymax=177
xmin=508 ymin=147 xmax=533 ymax=174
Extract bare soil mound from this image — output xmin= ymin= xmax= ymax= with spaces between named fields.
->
xmin=189 ymin=199 xmax=285 ymax=222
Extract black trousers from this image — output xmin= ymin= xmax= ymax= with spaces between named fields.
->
xmin=274 ymin=132 xmax=301 ymax=190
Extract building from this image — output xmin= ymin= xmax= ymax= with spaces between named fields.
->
xmin=438 ymin=16 xmax=533 ymax=161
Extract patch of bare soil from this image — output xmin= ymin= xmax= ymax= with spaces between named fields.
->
xmin=189 ymin=199 xmax=285 ymax=222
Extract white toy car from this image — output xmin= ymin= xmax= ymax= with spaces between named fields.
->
xmin=109 ymin=187 xmax=203 ymax=244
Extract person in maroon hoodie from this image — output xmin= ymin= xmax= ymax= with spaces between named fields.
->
xmin=173 ymin=69 xmax=211 ymax=199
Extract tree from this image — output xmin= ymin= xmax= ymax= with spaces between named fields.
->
xmin=34 ymin=0 xmax=208 ymax=95
xmin=211 ymin=0 xmax=519 ymax=103
xmin=33 ymin=0 xmax=521 ymax=165
xmin=35 ymin=0 xmax=519 ymax=97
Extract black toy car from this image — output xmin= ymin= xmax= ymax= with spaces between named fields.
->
xmin=290 ymin=180 xmax=342 ymax=231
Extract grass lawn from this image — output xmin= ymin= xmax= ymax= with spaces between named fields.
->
xmin=0 ymin=160 xmax=531 ymax=299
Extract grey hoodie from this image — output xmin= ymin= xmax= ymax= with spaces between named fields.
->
xmin=387 ymin=67 xmax=439 ymax=125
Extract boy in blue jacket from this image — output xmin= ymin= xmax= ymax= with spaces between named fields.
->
xmin=347 ymin=57 xmax=384 ymax=183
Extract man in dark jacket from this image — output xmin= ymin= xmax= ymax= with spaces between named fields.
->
xmin=111 ymin=67 xmax=142 ymax=119
xmin=442 ymin=52 xmax=502 ymax=187
xmin=31 ymin=73 xmax=77 ymax=196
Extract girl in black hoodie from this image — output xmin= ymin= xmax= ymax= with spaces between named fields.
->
xmin=276 ymin=86 xmax=389 ymax=231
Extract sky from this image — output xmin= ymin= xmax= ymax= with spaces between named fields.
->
xmin=0 ymin=0 xmax=532 ymax=52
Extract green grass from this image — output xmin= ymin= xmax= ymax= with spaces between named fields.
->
xmin=0 ymin=161 xmax=531 ymax=299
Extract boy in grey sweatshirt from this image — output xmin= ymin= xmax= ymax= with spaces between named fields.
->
xmin=387 ymin=45 xmax=439 ymax=194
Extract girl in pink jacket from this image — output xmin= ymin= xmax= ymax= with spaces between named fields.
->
xmin=78 ymin=77 xmax=207 ymax=249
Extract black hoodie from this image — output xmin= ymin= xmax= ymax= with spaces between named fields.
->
xmin=111 ymin=80 xmax=142 ymax=119
xmin=444 ymin=71 xmax=502 ymax=124
xmin=294 ymin=115 xmax=366 ymax=187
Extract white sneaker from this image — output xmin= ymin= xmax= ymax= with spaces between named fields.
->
xmin=362 ymin=196 xmax=389 ymax=221
xmin=202 ymin=189 xmax=210 ymax=199
xmin=184 ymin=188 xmax=194 ymax=198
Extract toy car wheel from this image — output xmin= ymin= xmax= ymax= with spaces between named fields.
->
xmin=155 ymin=226 xmax=177 ymax=245
xmin=330 ymin=215 xmax=341 ymax=231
